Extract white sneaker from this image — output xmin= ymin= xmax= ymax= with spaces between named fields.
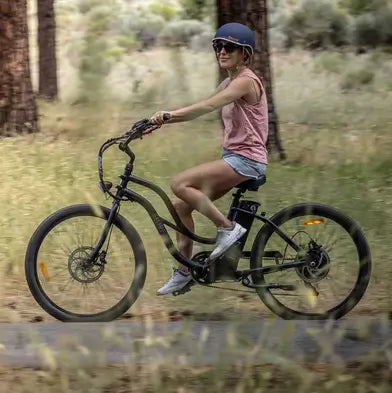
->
xmin=156 ymin=268 xmax=192 ymax=296
xmin=209 ymin=222 xmax=247 ymax=260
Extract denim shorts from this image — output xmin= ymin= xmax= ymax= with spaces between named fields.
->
xmin=221 ymin=148 xmax=267 ymax=180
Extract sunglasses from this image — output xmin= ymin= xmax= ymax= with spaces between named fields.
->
xmin=213 ymin=41 xmax=241 ymax=54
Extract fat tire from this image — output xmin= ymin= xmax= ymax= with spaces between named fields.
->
xmin=250 ymin=203 xmax=371 ymax=319
xmin=25 ymin=204 xmax=147 ymax=322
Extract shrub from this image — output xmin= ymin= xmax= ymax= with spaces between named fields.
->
xmin=376 ymin=6 xmax=392 ymax=45
xmin=269 ymin=1 xmax=291 ymax=48
xmin=269 ymin=0 xmax=290 ymax=29
xmin=158 ymin=19 xmax=211 ymax=47
xmin=180 ymin=0 xmax=206 ymax=21
xmin=76 ymin=1 xmax=118 ymax=102
xmin=189 ymin=31 xmax=214 ymax=51
xmin=313 ymin=52 xmax=347 ymax=74
xmin=79 ymin=38 xmax=110 ymax=77
xmin=149 ymin=2 xmax=178 ymax=21
xmin=329 ymin=10 xmax=353 ymax=47
xmin=284 ymin=0 xmax=350 ymax=49
xmin=117 ymin=34 xmax=141 ymax=53
xmin=86 ymin=6 xmax=116 ymax=34
xmin=78 ymin=0 xmax=102 ymax=14
xmin=368 ymin=48 xmax=389 ymax=66
xmin=353 ymin=13 xmax=382 ymax=47
xmin=270 ymin=27 xmax=288 ymax=49
xmin=105 ymin=46 xmax=125 ymax=62
xmin=339 ymin=0 xmax=389 ymax=15
xmin=129 ymin=14 xmax=165 ymax=35
xmin=340 ymin=68 xmax=375 ymax=90
xmin=118 ymin=14 xmax=165 ymax=50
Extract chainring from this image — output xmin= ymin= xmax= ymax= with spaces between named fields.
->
xmin=190 ymin=251 xmax=212 ymax=284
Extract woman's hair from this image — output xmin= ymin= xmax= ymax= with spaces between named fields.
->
xmin=242 ymin=47 xmax=254 ymax=68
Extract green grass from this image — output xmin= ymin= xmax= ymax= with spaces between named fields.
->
xmin=2 ymin=4 xmax=392 ymax=390
xmin=2 ymin=3 xmax=389 ymax=391
xmin=1 ymin=48 xmax=392 ymax=322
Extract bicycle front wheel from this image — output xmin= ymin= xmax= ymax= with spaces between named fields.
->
xmin=25 ymin=204 xmax=147 ymax=322
xmin=250 ymin=203 xmax=371 ymax=319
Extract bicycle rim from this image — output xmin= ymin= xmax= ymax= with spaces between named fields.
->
xmin=251 ymin=203 xmax=371 ymax=319
xmin=27 ymin=205 xmax=146 ymax=320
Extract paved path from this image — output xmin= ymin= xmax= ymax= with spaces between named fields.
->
xmin=0 ymin=318 xmax=390 ymax=367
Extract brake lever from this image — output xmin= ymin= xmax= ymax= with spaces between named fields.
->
xmin=119 ymin=114 xmax=169 ymax=149
xmin=142 ymin=124 xmax=161 ymax=136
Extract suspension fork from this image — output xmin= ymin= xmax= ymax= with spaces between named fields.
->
xmin=88 ymin=200 xmax=120 ymax=261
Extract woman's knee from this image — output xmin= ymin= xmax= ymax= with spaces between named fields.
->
xmin=171 ymin=174 xmax=188 ymax=196
xmin=172 ymin=198 xmax=193 ymax=215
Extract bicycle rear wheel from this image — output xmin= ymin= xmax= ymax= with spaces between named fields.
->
xmin=25 ymin=204 xmax=147 ymax=322
xmin=250 ymin=203 xmax=371 ymax=319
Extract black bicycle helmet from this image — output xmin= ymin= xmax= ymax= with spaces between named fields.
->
xmin=212 ymin=23 xmax=255 ymax=55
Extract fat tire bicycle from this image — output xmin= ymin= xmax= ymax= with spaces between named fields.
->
xmin=25 ymin=118 xmax=372 ymax=322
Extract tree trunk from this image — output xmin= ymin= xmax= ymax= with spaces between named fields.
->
xmin=0 ymin=0 xmax=38 ymax=135
xmin=216 ymin=0 xmax=286 ymax=160
xmin=37 ymin=0 xmax=58 ymax=100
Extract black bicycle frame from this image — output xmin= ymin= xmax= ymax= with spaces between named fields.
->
xmin=92 ymin=152 xmax=306 ymax=274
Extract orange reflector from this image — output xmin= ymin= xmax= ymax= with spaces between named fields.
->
xmin=40 ymin=262 xmax=50 ymax=281
xmin=304 ymin=218 xmax=325 ymax=226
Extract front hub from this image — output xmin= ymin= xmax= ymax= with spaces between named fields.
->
xmin=68 ymin=246 xmax=105 ymax=283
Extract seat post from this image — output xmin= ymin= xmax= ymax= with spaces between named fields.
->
xmin=227 ymin=188 xmax=244 ymax=221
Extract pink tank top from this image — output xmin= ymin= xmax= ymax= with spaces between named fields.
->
xmin=221 ymin=68 xmax=268 ymax=164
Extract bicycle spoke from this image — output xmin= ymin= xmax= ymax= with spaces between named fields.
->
xmin=37 ymin=215 xmax=136 ymax=315
xmin=255 ymin=208 xmax=367 ymax=316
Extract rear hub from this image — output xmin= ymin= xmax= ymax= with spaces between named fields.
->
xmin=296 ymin=242 xmax=330 ymax=283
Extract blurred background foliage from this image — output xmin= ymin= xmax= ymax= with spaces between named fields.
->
xmin=0 ymin=1 xmax=387 ymax=390
xmin=52 ymin=0 xmax=392 ymax=105
xmin=3 ymin=0 xmax=388 ymax=323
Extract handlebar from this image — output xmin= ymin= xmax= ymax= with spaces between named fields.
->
xmin=119 ymin=112 xmax=171 ymax=152
xmin=98 ymin=113 xmax=171 ymax=199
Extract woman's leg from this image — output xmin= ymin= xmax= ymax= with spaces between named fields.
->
xmin=156 ymin=159 xmax=248 ymax=295
xmin=171 ymin=159 xmax=248 ymax=229
xmin=172 ymin=198 xmax=195 ymax=260
xmin=172 ymin=182 xmax=232 ymax=272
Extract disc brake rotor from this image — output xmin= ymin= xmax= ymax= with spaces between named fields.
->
xmin=296 ymin=243 xmax=330 ymax=283
xmin=68 ymin=246 xmax=105 ymax=283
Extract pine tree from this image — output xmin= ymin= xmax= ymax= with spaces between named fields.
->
xmin=0 ymin=0 xmax=38 ymax=134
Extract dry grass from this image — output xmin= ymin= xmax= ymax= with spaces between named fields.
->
xmin=1 ymin=2 xmax=388 ymax=390
xmin=0 ymin=363 xmax=391 ymax=393
xmin=1 ymin=47 xmax=392 ymax=322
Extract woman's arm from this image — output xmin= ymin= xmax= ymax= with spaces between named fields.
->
xmin=150 ymin=77 xmax=253 ymax=125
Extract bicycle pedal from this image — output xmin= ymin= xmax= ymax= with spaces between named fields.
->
xmin=172 ymin=281 xmax=195 ymax=297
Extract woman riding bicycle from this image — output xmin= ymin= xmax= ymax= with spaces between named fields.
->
xmin=150 ymin=22 xmax=269 ymax=295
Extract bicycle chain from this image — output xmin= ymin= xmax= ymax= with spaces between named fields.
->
xmin=173 ymin=251 xmax=256 ymax=295
xmin=194 ymin=281 xmax=255 ymax=293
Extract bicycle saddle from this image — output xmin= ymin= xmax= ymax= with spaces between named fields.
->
xmin=235 ymin=175 xmax=266 ymax=192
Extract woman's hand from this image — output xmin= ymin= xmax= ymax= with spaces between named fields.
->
xmin=150 ymin=111 xmax=171 ymax=125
